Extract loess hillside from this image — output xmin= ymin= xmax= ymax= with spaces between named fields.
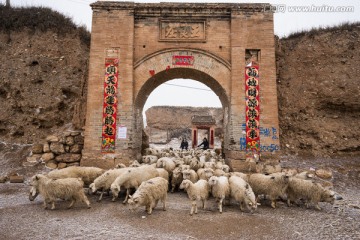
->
xmin=0 ymin=6 xmax=90 ymax=144
xmin=276 ymin=23 xmax=360 ymax=157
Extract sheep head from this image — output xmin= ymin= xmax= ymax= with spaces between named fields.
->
xmin=320 ymin=189 xmax=336 ymax=204
xmin=208 ymin=176 xmax=219 ymax=187
xmin=89 ymin=183 xmax=97 ymax=193
xmin=110 ymin=183 xmax=121 ymax=199
xmin=127 ymin=195 xmax=140 ymax=211
xmin=179 ymin=180 xmax=191 ymax=190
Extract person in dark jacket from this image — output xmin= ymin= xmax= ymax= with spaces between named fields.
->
xmin=198 ymin=137 xmax=209 ymax=150
xmin=180 ymin=138 xmax=188 ymax=150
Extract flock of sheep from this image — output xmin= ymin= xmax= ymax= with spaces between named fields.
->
xmin=28 ymin=148 xmax=341 ymax=215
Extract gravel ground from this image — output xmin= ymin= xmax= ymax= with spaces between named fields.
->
xmin=0 ymin=143 xmax=359 ymax=240
xmin=0 ymin=182 xmax=359 ymax=240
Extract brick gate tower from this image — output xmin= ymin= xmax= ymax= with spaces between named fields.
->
xmin=81 ymin=1 xmax=280 ymax=170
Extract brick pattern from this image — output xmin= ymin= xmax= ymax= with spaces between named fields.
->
xmin=82 ymin=3 xmax=279 ymax=168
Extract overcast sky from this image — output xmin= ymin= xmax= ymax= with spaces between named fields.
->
xmin=9 ymin=0 xmax=360 ymax=115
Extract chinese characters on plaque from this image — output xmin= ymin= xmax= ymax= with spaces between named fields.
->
xmin=159 ymin=20 xmax=206 ymax=42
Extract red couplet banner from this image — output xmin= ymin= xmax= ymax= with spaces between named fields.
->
xmin=101 ymin=58 xmax=119 ymax=153
xmin=245 ymin=64 xmax=260 ymax=153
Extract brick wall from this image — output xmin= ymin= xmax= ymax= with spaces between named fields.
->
xmin=82 ymin=2 xmax=280 ymax=169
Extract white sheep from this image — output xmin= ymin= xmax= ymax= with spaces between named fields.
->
xmin=197 ymin=167 xmax=214 ymax=181
xmin=180 ymin=179 xmax=210 ymax=215
xmin=156 ymin=157 xmax=176 ymax=173
xmin=129 ymin=160 xmax=141 ymax=167
xmin=214 ymin=161 xmax=224 ymax=170
xmin=89 ymin=168 xmax=129 ymax=201
xmin=286 ymin=177 xmax=336 ymax=210
xmin=127 ymin=177 xmax=168 ymax=215
xmin=171 ymin=167 xmax=183 ymax=192
xmin=183 ymin=155 xmax=193 ymax=165
xmin=221 ymin=164 xmax=230 ymax=173
xmin=197 ymin=168 xmax=207 ymax=180
xmin=248 ymin=173 xmax=289 ymax=208
xmin=203 ymin=162 xmax=216 ymax=170
xmin=281 ymin=168 xmax=298 ymax=176
xmin=229 ymin=172 xmax=250 ymax=182
xmin=173 ymin=158 xmax=185 ymax=167
xmin=182 ymin=169 xmax=199 ymax=183
xmin=115 ymin=163 xmax=127 ymax=169
xmin=110 ymin=165 xmax=159 ymax=203
xmin=208 ymin=176 xmax=230 ymax=213
xmin=295 ymin=171 xmax=314 ymax=180
xmin=156 ymin=168 xmax=169 ymax=182
xmin=180 ymin=164 xmax=191 ymax=172
xmin=213 ymin=169 xmax=227 ymax=177
xmin=144 ymin=148 xmax=161 ymax=157
xmin=29 ymin=174 xmax=90 ymax=210
xmin=142 ymin=155 xmax=158 ymax=164
xmin=47 ymin=166 xmax=105 ymax=186
xmin=162 ymin=159 xmax=176 ymax=174
xmin=229 ymin=175 xmax=257 ymax=212
xmin=189 ymin=158 xmax=203 ymax=171
xmin=29 ymin=166 xmax=105 ymax=200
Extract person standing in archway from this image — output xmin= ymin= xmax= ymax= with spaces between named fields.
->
xmin=180 ymin=138 xmax=188 ymax=150
xmin=198 ymin=137 xmax=209 ymax=150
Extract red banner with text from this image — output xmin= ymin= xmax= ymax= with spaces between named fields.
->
xmin=101 ymin=58 xmax=118 ymax=153
xmin=245 ymin=64 xmax=260 ymax=153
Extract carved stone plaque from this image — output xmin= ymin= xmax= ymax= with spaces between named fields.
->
xmin=159 ymin=20 xmax=206 ymax=42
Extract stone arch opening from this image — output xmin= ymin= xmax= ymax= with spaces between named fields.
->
xmin=134 ymin=67 xmax=230 ymax=151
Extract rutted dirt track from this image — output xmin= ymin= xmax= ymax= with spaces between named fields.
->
xmin=1 ymin=156 xmax=359 ymax=240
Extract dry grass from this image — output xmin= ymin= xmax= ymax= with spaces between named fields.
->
xmin=0 ymin=4 xmax=90 ymax=45
xmin=284 ymin=22 xmax=360 ymax=40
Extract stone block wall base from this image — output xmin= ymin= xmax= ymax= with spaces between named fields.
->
xmin=260 ymin=152 xmax=281 ymax=161
xmin=226 ymin=159 xmax=251 ymax=173
xmin=224 ymin=150 xmax=246 ymax=161
xmin=225 ymin=150 xmax=281 ymax=172
xmin=81 ymin=148 xmax=140 ymax=169
xmin=81 ymin=156 xmax=115 ymax=170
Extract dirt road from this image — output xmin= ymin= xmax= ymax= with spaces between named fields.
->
xmin=0 ymin=145 xmax=359 ymax=240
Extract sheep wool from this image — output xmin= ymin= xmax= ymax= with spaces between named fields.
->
xmin=229 ymin=175 xmax=257 ymax=212
xmin=180 ymin=179 xmax=210 ymax=216
xmin=248 ymin=173 xmax=289 ymax=208
xmin=47 ymin=166 xmax=105 ymax=186
xmin=89 ymin=168 xmax=129 ymax=201
xmin=30 ymin=174 xmax=90 ymax=210
xmin=208 ymin=176 xmax=230 ymax=213
xmin=128 ymin=177 xmax=168 ymax=215
xmin=286 ymin=177 xmax=336 ymax=210
xmin=110 ymin=165 xmax=159 ymax=203
xmin=182 ymin=169 xmax=199 ymax=183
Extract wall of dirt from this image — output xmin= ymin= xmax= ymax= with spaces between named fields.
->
xmin=276 ymin=24 xmax=360 ymax=157
xmin=0 ymin=6 xmax=90 ymax=144
xmin=145 ymin=106 xmax=223 ymax=143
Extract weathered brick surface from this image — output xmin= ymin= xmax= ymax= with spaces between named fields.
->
xmin=82 ymin=2 xmax=280 ymax=168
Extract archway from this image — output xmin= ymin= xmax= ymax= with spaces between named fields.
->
xmin=133 ymin=48 xmax=231 ymax=152
xmin=82 ymin=2 xmax=280 ymax=170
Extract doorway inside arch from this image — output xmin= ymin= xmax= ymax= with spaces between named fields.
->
xmin=142 ymin=78 xmax=222 ymax=150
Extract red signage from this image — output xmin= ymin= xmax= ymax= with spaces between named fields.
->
xmin=101 ymin=58 xmax=119 ymax=153
xmin=245 ymin=64 xmax=260 ymax=153
xmin=172 ymin=55 xmax=194 ymax=66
